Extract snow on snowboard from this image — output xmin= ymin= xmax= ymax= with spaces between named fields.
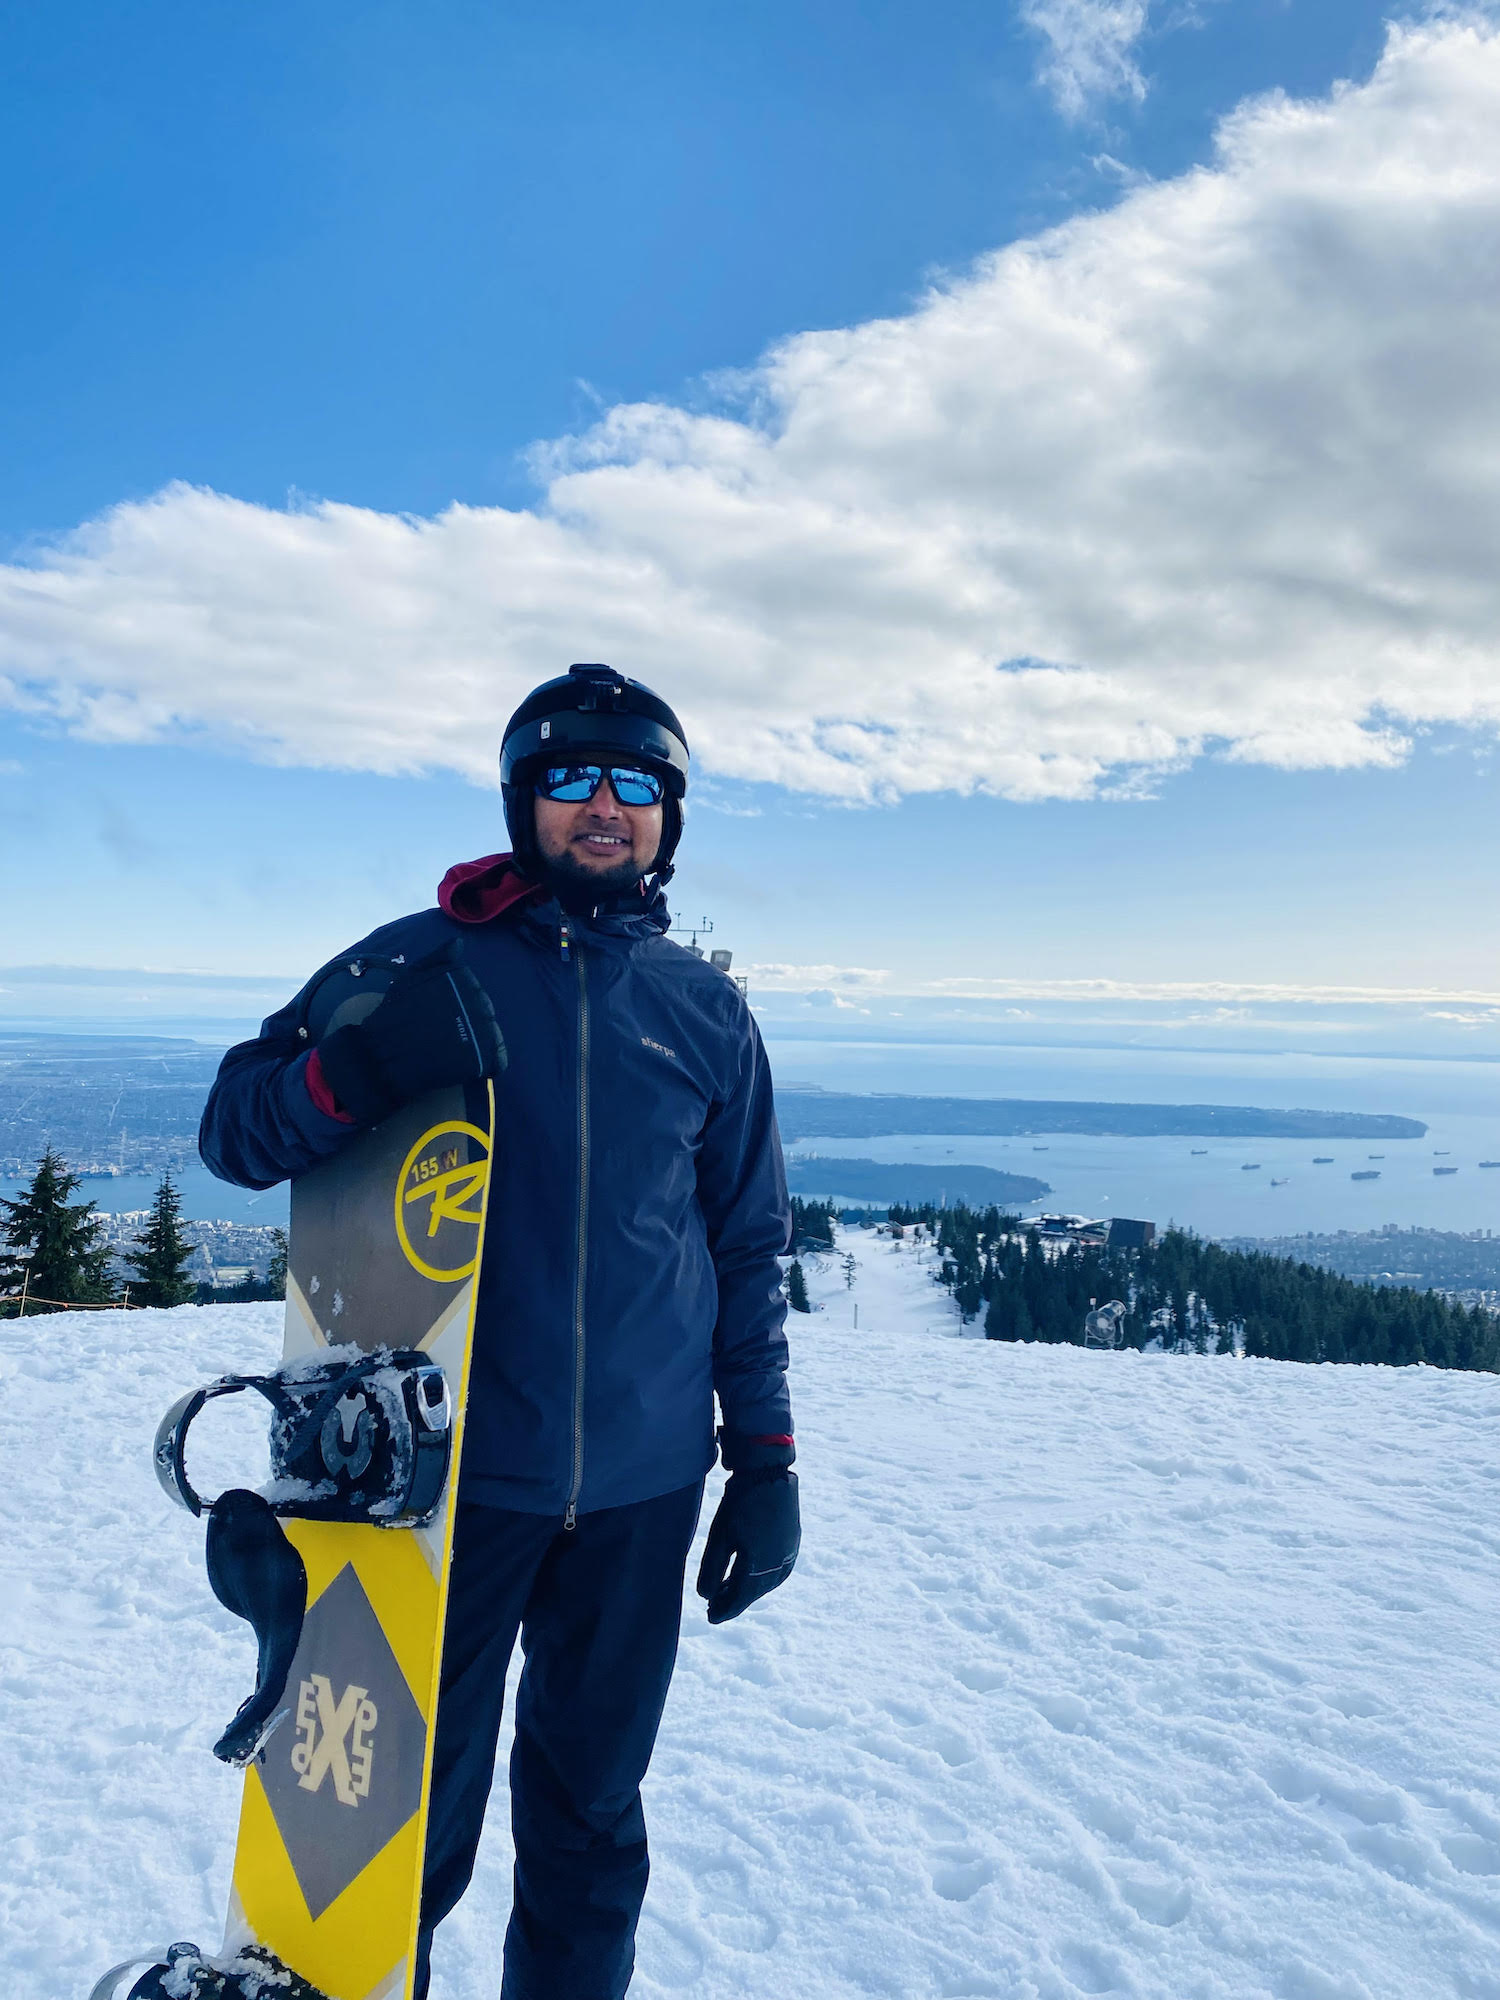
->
xmin=93 ymin=1081 xmax=495 ymax=2000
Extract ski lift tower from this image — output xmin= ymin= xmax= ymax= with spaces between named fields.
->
xmin=710 ymin=948 xmax=749 ymax=1000
xmin=684 ymin=918 xmax=748 ymax=998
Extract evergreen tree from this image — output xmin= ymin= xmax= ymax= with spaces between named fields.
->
xmin=789 ymin=1197 xmax=834 ymax=1251
xmin=883 ymin=1199 xmax=1500 ymax=1371
xmin=985 ymin=1284 xmax=1034 ymax=1341
xmin=267 ymin=1228 xmax=288 ymax=1298
xmin=0 ymin=1148 xmax=117 ymax=1313
xmin=786 ymin=1259 xmax=811 ymax=1313
xmin=124 ymin=1172 xmax=198 ymax=1309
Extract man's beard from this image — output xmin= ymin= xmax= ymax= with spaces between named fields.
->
xmin=536 ymin=842 xmax=647 ymax=907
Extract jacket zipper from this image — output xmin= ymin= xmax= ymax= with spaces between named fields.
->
xmin=563 ymin=916 xmax=590 ymax=1530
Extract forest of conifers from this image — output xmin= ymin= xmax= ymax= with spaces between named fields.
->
xmin=790 ymin=1198 xmax=1500 ymax=1372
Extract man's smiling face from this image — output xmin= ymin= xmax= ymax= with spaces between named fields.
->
xmin=532 ymin=772 xmax=665 ymax=895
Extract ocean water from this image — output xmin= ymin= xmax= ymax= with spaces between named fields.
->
xmin=2 ymin=1166 xmax=293 ymax=1228
xmin=7 ymin=1040 xmax=1498 ymax=1240
xmin=761 ymin=1038 xmax=1500 ymax=1238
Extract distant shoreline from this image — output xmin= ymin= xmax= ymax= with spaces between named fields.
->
xmin=785 ymin=1157 xmax=1050 ymax=1205
xmin=775 ymin=1090 xmax=1427 ymax=1142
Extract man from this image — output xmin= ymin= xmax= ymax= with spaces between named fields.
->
xmin=199 ymin=663 xmax=799 ymax=2000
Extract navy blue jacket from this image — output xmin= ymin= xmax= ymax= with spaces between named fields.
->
xmin=198 ymin=863 xmax=793 ymax=1516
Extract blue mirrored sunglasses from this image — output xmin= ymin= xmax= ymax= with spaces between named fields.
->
xmin=535 ymin=763 xmax=666 ymax=807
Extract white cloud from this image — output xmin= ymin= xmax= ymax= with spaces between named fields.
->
xmin=744 ymin=965 xmax=1500 ymax=1017
xmin=2 ymin=22 xmax=1500 ymax=805
xmin=757 ymin=973 xmax=1500 ymax=1006
xmin=1019 ymin=0 xmax=1149 ymax=119
xmin=0 ymin=964 xmax=294 ymax=990
xmin=746 ymin=964 xmax=893 ymax=991
xmin=922 ymin=978 xmax=1500 ymax=1005
xmin=800 ymin=989 xmax=871 ymax=1012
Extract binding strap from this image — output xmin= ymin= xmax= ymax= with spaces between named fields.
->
xmin=151 ymin=1351 xmax=452 ymax=1526
xmin=92 ymin=1942 xmax=332 ymax=2000
xmin=204 ymin=1488 xmax=308 ymax=1767
xmin=89 ymin=1954 xmax=170 ymax=2000
xmin=152 ymin=1358 xmax=391 ymax=1519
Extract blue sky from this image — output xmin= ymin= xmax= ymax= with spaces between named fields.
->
xmin=2 ymin=1 xmax=1497 ymax=1056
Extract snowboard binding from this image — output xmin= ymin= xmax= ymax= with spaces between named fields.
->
xmin=153 ymin=1350 xmax=454 ymax=1768
xmin=154 ymin=1348 xmax=454 ymax=1528
xmin=90 ymin=1941 xmax=331 ymax=2000
xmin=203 ymin=1487 xmax=309 ymax=1766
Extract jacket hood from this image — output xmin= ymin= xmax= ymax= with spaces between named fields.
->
xmin=438 ymin=853 xmax=546 ymax=924
xmin=438 ymin=851 xmax=670 ymax=936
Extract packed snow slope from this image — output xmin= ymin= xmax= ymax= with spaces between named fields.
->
xmin=5 ymin=1228 xmax=1500 ymax=2000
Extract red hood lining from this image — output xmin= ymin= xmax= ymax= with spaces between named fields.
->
xmin=437 ymin=853 xmax=545 ymax=925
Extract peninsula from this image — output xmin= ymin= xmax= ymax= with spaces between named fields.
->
xmin=774 ymin=1090 xmax=1427 ymax=1144
xmin=784 ymin=1157 xmax=1050 ymax=1206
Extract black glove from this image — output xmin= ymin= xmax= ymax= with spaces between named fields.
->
xmin=696 ymin=1433 xmax=800 ymax=1625
xmin=316 ymin=940 xmax=507 ymax=1126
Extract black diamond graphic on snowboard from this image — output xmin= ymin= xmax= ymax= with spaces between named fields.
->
xmin=260 ymin=1562 xmax=427 ymax=1920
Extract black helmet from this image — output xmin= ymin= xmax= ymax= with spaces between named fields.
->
xmin=500 ymin=664 xmax=691 ymax=882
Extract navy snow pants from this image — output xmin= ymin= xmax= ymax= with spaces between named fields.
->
xmin=415 ymin=1481 xmax=704 ymax=2000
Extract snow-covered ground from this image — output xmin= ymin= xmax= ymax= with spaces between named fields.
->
xmin=6 ymin=1228 xmax=1500 ymax=2000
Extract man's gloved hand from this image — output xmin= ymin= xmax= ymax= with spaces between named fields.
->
xmin=696 ymin=1433 xmax=800 ymax=1625
xmin=316 ymin=940 xmax=507 ymax=1127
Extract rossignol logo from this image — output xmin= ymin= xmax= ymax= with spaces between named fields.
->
xmin=641 ymin=1035 xmax=678 ymax=1061
xmin=291 ymin=1674 xmax=378 ymax=1807
xmin=395 ymin=1118 xmax=491 ymax=1281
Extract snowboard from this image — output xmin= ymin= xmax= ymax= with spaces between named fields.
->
xmin=122 ymin=1081 xmax=495 ymax=2000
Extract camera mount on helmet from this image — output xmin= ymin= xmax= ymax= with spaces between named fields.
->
xmin=500 ymin=664 xmax=690 ymax=883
